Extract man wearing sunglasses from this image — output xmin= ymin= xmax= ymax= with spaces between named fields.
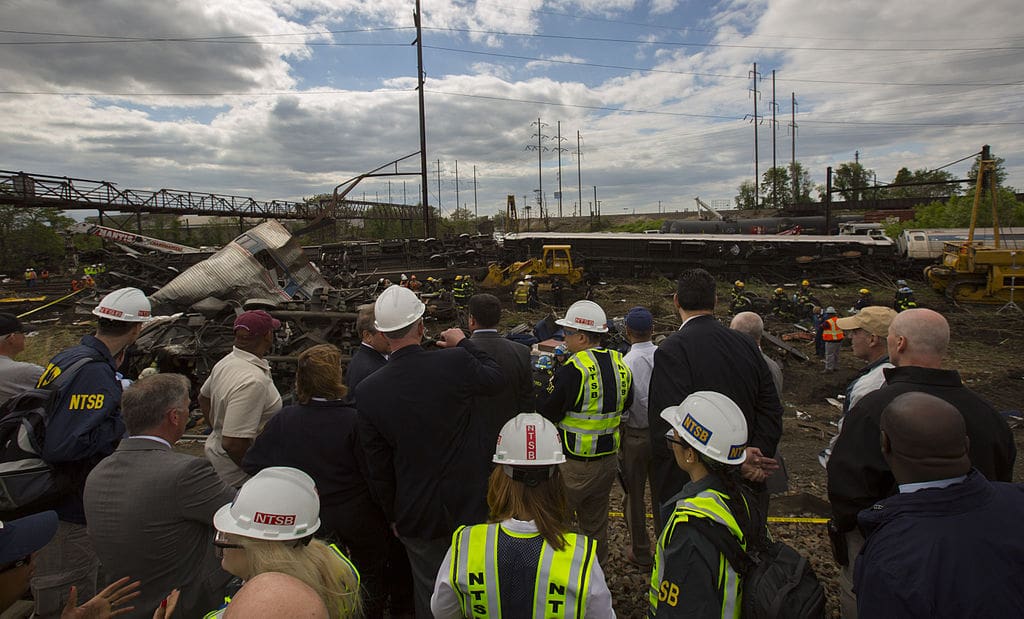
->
xmin=0 ymin=313 xmax=43 ymax=404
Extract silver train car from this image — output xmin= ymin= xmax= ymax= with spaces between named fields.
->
xmin=896 ymin=228 xmax=1024 ymax=261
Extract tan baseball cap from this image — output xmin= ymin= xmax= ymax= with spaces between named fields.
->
xmin=835 ymin=306 xmax=898 ymax=337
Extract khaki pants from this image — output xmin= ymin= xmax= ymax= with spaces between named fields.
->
xmin=30 ymin=521 xmax=100 ymax=619
xmin=839 ymin=528 xmax=865 ymax=619
xmin=560 ymin=455 xmax=618 ymax=567
xmin=619 ymin=426 xmax=654 ymax=562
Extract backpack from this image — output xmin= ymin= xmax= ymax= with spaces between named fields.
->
xmin=0 ymin=356 xmax=98 ymax=517
xmin=690 ymin=518 xmax=826 ymax=619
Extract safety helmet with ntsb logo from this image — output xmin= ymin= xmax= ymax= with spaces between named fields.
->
xmin=213 ymin=467 xmax=321 ymax=541
xmin=660 ymin=391 xmax=747 ymax=465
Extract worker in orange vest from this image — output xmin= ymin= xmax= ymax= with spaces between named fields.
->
xmin=821 ymin=306 xmax=844 ymax=372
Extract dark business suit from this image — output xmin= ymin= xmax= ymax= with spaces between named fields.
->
xmin=355 ymin=339 xmax=502 ymax=617
xmin=83 ymin=438 xmax=236 ymax=619
xmin=469 ymin=330 xmax=533 ymax=444
xmin=346 ymin=343 xmax=388 ymax=393
xmin=647 ymin=314 xmax=783 ymax=513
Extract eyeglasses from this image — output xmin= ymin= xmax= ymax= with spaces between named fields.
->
xmin=665 ymin=435 xmax=691 ymax=450
xmin=0 ymin=554 xmax=31 ymax=574
xmin=213 ymin=531 xmax=244 ymax=558
xmin=562 ymin=328 xmax=578 ymax=336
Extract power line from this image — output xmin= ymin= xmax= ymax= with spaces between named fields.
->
xmin=425 ymin=44 xmax=1024 ymax=88
xmin=423 ymin=27 xmax=1024 ymax=53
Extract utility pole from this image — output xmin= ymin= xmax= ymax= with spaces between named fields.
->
xmin=526 ymin=119 xmax=548 ymax=221
xmin=403 ymin=180 xmax=407 ymax=205
xmin=555 ymin=121 xmax=569 ymax=218
xmin=472 ymin=165 xmax=478 ymax=218
xmin=825 ymin=166 xmax=833 ymax=234
xmin=658 ymin=200 xmax=662 ymax=214
xmin=790 ymin=92 xmax=798 ymax=202
xmin=748 ymin=63 xmax=761 ymax=209
xmin=771 ymin=70 xmax=778 ymax=209
xmin=436 ymin=159 xmax=442 ymax=218
xmin=413 ymin=0 xmax=430 ymax=234
xmin=454 ymin=160 xmax=460 ymax=216
xmin=388 ymin=181 xmax=392 ymax=204
xmin=593 ymin=186 xmax=599 ymax=219
xmin=576 ymin=131 xmax=583 ymax=218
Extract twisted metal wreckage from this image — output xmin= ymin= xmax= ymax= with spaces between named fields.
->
xmin=121 ymin=221 xmax=458 ymax=393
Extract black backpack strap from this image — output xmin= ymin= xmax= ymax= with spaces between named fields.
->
xmin=687 ymin=517 xmax=754 ymax=576
xmin=43 ymin=356 xmax=99 ymax=392
xmin=768 ymin=551 xmax=808 ymax=618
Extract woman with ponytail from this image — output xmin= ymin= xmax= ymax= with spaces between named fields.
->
xmin=649 ymin=391 xmax=760 ymax=619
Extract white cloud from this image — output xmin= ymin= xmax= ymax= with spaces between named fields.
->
xmin=0 ymin=0 xmax=1020 ymax=218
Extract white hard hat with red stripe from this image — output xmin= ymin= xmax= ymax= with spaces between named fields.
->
xmin=493 ymin=413 xmax=565 ymax=467
xmin=91 ymin=287 xmax=152 ymax=322
xmin=213 ymin=467 xmax=321 ymax=541
xmin=555 ymin=300 xmax=609 ymax=333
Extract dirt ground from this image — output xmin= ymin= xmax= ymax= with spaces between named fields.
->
xmin=6 ymin=274 xmax=1023 ymax=618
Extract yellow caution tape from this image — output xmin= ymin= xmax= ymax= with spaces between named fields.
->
xmin=18 ymin=288 xmax=87 ymax=318
xmin=608 ymin=511 xmax=827 ymax=525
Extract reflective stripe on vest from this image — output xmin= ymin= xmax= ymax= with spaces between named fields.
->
xmin=450 ymin=524 xmax=594 ymax=619
xmin=821 ymin=316 xmax=844 ymax=341
xmin=649 ymin=489 xmax=746 ymax=619
xmin=514 ymin=286 xmax=529 ymax=303
xmin=557 ymin=348 xmax=632 ymax=457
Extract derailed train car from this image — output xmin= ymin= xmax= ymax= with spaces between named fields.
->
xmin=501 ymin=231 xmax=897 ymax=278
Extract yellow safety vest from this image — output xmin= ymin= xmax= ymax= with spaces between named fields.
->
xmin=557 ymin=348 xmax=631 ymax=458
xmin=649 ymin=489 xmax=747 ymax=619
xmin=203 ymin=543 xmax=359 ymax=619
xmin=514 ymin=285 xmax=529 ymax=303
xmin=450 ymin=523 xmax=594 ymax=618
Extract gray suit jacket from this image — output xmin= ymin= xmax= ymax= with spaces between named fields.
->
xmin=84 ymin=438 xmax=237 ymax=619
xmin=469 ymin=331 xmax=533 ymax=444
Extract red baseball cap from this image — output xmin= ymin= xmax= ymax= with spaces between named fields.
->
xmin=233 ymin=310 xmax=281 ymax=336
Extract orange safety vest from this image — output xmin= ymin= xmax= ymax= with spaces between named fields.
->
xmin=822 ymin=316 xmax=844 ymax=342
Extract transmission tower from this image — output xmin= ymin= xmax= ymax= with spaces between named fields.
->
xmin=525 ymin=119 xmax=550 ymax=221
xmin=746 ymin=63 xmax=762 ymax=209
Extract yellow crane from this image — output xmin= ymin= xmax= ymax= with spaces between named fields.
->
xmin=925 ymin=145 xmax=1024 ymax=305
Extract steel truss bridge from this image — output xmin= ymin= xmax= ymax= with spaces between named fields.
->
xmin=0 ymin=170 xmax=424 ymax=228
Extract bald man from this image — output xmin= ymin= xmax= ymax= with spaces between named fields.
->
xmin=854 ymin=393 xmax=1024 ymax=618
xmin=826 ymin=308 xmax=1015 ymax=618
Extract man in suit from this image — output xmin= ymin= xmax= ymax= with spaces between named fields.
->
xmin=346 ymin=304 xmax=389 ymax=394
xmin=356 ymin=285 xmax=503 ymax=617
xmin=648 ymin=268 xmax=783 ymax=516
xmin=467 ymin=293 xmax=532 ymax=444
xmin=85 ymin=373 xmax=236 ymax=619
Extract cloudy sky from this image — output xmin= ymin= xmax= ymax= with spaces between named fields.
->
xmin=1 ymin=0 xmax=1021 ymax=221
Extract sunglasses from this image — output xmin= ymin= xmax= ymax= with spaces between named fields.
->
xmin=665 ymin=435 xmax=691 ymax=450
xmin=0 ymin=554 xmax=31 ymax=573
xmin=213 ymin=532 xmax=244 ymax=558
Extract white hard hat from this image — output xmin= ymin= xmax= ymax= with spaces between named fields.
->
xmin=493 ymin=413 xmax=565 ymax=467
xmin=92 ymin=287 xmax=152 ymax=322
xmin=824 ymin=306 xmax=837 ymax=315
xmin=555 ymin=300 xmax=609 ymax=333
xmin=373 ymin=285 xmax=425 ymax=332
xmin=660 ymin=391 xmax=748 ymax=465
xmin=213 ymin=467 xmax=321 ymax=541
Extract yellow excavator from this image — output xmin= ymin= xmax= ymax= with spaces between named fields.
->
xmin=480 ymin=244 xmax=584 ymax=288
xmin=925 ymin=145 xmax=1024 ymax=304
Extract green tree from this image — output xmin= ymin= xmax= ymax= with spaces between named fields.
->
xmin=735 ymin=180 xmax=757 ymax=209
xmin=759 ymin=167 xmax=791 ymax=209
xmin=0 ymin=206 xmax=75 ymax=273
xmin=888 ymin=168 xmax=959 ymax=199
xmin=832 ymin=162 xmax=875 ymax=203
xmin=967 ymin=153 xmax=1011 ymax=190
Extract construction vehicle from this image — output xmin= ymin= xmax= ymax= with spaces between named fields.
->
xmin=481 ymin=244 xmax=584 ymax=289
xmin=924 ymin=145 xmax=1024 ymax=305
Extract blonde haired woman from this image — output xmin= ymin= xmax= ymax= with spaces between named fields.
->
xmin=209 ymin=467 xmax=361 ymax=619
xmin=430 ymin=413 xmax=614 ymax=618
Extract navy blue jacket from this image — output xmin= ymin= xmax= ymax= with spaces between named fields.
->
xmin=242 ymin=399 xmax=386 ymax=545
xmin=39 ymin=335 xmax=125 ymax=523
xmin=345 ymin=343 xmax=387 ymax=395
xmin=355 ymin=339 xmax=503 ymax=539
xmin=855 ymin=470 xmax=1024 ymax=618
